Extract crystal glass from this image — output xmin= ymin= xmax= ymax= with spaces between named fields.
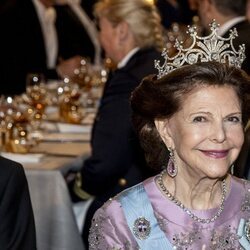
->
xmin=25 ymin=73 xmax=48 ymax=130
xmin=58 ymin=85 xmax=84 ymax=124
xmin=26 ymin=73 xmax=46 ymax=89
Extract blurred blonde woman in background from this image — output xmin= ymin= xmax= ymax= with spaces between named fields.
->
xmin=69 ymin=0 xmax=164 ymax=247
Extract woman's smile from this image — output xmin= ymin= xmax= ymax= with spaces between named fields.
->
xmin=200 ymin=149 xmax=229 ymax=159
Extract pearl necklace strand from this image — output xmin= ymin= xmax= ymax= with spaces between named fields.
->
xmin=157 ymin=169 xmax=227 ymax=224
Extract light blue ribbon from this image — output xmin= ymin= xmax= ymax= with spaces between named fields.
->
xmin=237 ymin=218 xmax=250 ymax=249
xmin=119 ymin=183 xmax=173 ymax=249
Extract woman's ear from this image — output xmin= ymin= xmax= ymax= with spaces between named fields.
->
xmin=154 ymin=119 xmax=174 ymax=149
xmin=117 ymin=21 xmax=129 ymax=42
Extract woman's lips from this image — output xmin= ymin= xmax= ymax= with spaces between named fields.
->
xmin=200 ymin=150 xmax=229 ymax=158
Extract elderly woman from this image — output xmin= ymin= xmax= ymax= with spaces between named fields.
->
xmin=88 ymin=22 xmax=250 ymax=249
xmin=70 ymin=0 xmax=164 ymax=246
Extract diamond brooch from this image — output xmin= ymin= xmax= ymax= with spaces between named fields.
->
xmin=133 ymin=217 xmax=151 ymax=240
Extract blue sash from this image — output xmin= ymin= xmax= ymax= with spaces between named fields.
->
xmin=119 ymin=183 xmax=173 ymax=249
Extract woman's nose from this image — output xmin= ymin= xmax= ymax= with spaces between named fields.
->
xmin=209 ymin=121 xmax=226 ymax=143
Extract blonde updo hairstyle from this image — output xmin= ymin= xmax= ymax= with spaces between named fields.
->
xmin=94 ymin=0 xmax=164 ymax=51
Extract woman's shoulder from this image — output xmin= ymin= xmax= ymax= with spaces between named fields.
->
xmin=89 ymin=189 xmax=136 ymax=249
xmin=231 ymin=175 xmax=250 ymax=189
xmin=230 ymin=175 xmax=250 ymax=204
xmin=122 ymin=47 xmax=161 ymax=79
xmin=130 ymin=47 xmax=161 ymax=69
xmin=93 ymin=176 xmax=156 ymax=225
xmin=89 ymin=179 xmax=156 ymax=249
xmin=95 ymin=183 xmax=144 ymax=218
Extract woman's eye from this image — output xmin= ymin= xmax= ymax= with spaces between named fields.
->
xmin=227 ymin=116 xmax=242 ymax=123
xmin=193 ymin=116 xmax=206 ymax=122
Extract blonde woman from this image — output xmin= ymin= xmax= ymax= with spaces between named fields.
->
xmin=70 ymin=0 xmax=164 ymax=246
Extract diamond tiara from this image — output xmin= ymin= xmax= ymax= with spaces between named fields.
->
xmin=155 ymin=20 xmax=246 ymax=79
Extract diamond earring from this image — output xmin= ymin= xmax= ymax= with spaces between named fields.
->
xmin=167 ymin=148 xmax=177 ymax=178
xmin=230 ymin=164 xmax=234 ymax=175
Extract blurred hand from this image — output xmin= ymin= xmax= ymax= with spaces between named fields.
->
xmin=57 ymin=55 xmax=82 ymax=78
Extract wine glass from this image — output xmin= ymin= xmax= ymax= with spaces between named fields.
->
xmin=59 ymin=86 xmax=84 ymax=124
xmin=26 ymin=73 xmax=46 ymax=89
xmin=25 ymin=73 xmax=48 ymax=131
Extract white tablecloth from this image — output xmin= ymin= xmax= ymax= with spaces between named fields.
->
xmin=20 ymin=138 xmax=92 ymax=250
xmin=26 ymin=170 xmax=85 ymax=250
xmin=1 ymin=112 xmax=94 ymax=249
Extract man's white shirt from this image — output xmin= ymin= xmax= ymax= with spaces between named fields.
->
xmin=33 ymin=0 xmax=58 ymax=69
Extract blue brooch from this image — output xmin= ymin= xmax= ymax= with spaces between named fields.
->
xmin=133 ymin=217 xmax=151 ymax=240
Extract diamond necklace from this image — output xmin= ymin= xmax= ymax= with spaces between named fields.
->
xmin=157 ymin=169 xmax=227 ymax=224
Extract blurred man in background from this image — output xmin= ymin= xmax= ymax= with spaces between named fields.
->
xmin=195 ymin=0 xmax=250 ymax=74
xmin=0 ymin=0 xmax=99 ymax=95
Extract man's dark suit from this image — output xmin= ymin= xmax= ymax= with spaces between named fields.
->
xmin=0 ymin=156 xmax=36 ymax=249
xmin=80 ymin=0 xmax=96 ymax=20
xmin=223 ymin=20 xmax=250 ymax=75
xmin=72 ymin=47 xmax=161 ymax=246
xmin=0 ymin=0 xmax=95 ymax=95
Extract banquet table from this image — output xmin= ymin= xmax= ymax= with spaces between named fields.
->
xmin=21 ymin=137 xmax=91 ymax=250
xmin=0 ymin=77 xmax=104 ymax=249
xmin=26 ymin=170 xmax=84 ymax=250
xmin=22 ymin=138 xmax=91 ymax=250
xmin=2 ymin=119 xmax=93 ymax=250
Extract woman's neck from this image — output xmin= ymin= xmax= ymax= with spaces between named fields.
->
xmin=162 ymin=172 xmax=230 ymax=210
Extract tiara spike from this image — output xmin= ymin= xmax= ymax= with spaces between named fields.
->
xmin=155 ymin=20 xmax=246 ymax=78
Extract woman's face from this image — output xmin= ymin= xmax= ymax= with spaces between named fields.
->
xmin=98 ymin=17 xmax=121 ymax=63
xmin=160 ymin=85 xmax=244 ymax=179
